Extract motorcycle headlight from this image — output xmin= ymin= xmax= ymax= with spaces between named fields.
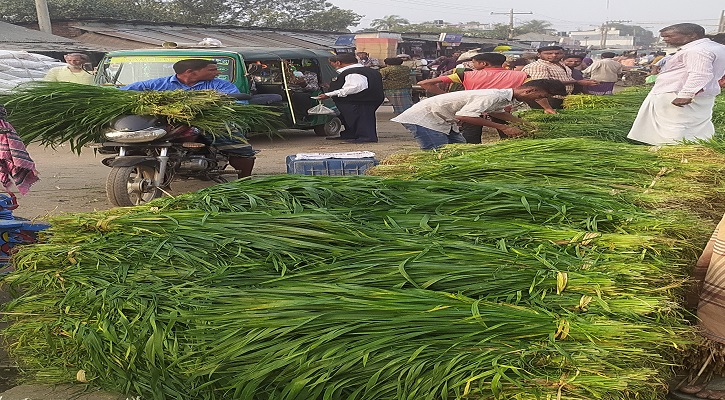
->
xmin=104 ymin=127 xmax=167 ymax=143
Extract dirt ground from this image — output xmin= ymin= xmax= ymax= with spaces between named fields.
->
xmin=13 ymin=106 xmax=420 ymax=221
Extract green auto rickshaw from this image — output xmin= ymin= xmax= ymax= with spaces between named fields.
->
xmin=95 ymin=47 xmax=343 ymax=136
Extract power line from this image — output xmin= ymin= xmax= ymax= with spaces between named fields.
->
xmin=491 ymin=9 xmax=533 ymax=40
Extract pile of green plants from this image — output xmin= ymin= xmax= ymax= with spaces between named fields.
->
xmin=370 ymin=137 xmax=725 ymax=222
xmin=518 ymin=88 xmax=725 ymax=141
xmin=3 ymin=158 xmax=718 ymax=398
xmin=0 ymin=82 xmax=281 ymax=153
xmin=4 ymin=86 xmax=725 ymax=399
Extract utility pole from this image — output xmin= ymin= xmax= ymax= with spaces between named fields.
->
xmin=600 ymin=20 xmax=630 ymax=48
xmin=718 ymin=10 xmax=725 ymax=33
xmin=34 ymin=0 xmax=52 ymax=34
xmin=491 ymin=9 xmax=533 ymax=40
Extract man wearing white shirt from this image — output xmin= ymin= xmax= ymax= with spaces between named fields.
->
xmin=627 ymin=23 xmax=725 ymax=145
xmin=317 ymin=53 xmax=385 ymax=143
xmin=391 ymin=79 xmax=566 ymax=150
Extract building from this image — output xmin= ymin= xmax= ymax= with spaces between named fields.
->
xmin=568 ymin=28 xmax=635 ymax=49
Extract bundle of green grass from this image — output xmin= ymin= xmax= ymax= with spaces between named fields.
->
xmin=0 ymin=82 xmax=281 ymax=153
xmin=3 ymin=148 xmax=718 ymax=399
xmin=518 ymin=87 xmax=725 ymax=141
xmin=5 ymin=85 xmax=725 ymax=398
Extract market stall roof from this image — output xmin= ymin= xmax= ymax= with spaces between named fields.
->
xmin=399 ymin=32 xmax=506 ymax=47
xmin=62 ymin=20 xmax=350 ymax=51
xmin=0 ymin=20 xmax=101 ymax=52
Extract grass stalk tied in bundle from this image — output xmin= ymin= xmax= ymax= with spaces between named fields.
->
xmin=3 ymin=281 xmax=693 ymax=400
xmin=9 ymin=208 xmax=691 ymax=327
xmin=517 ymin=108 xmax=640 ymax=142
xmin=369 ymin=138 xmax=725 ymax=226
xmin=562 ymin=87 xmax=650 ymax=110
xmin=0 ymin=81 xmax=282 ymax=153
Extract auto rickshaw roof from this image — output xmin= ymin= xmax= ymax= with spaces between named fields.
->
xmin=103 ymin=47 xmax=339 ymax=83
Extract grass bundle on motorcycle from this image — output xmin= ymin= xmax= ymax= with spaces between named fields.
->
xmin=0 ymin=82 xmax=282 ymax=153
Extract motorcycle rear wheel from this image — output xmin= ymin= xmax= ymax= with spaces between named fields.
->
xmin=106 ymin=165 xmax=161 ymax=207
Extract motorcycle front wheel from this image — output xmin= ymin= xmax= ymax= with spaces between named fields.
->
xmin=106 ymin=165 xmax=161 ymax=207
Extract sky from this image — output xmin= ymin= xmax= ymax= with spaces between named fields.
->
xmin=327 ymin=0 xmax=724 ymax=35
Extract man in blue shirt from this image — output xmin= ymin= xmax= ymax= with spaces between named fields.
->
xmin=120 ymin=59 xmax=256 ymax=178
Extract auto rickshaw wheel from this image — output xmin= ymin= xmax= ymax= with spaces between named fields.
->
xmin=314 ymin=117 xmax=342 ymax=137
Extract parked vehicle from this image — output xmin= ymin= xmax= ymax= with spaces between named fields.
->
xmin=91 ymin=114 xmax=240 ymax=207
xmin=95 ymin=47 xmax=342 ymax=136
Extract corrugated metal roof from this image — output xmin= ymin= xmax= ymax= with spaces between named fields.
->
xmin=68 ymin=22 xmax=348 ymax=51
xmin=400 ymin=32 xmax=505 ymax=46
xmin=0 ymin=20 xmax=101 ymax=51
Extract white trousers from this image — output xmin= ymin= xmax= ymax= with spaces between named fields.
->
xmin=627 ymin=92 xmax=716 ymax=145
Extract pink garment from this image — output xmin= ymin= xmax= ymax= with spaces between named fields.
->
xmin=0 ymin=120 xmax=39 ymax=195
xmin=652 ymin=38 xmax=725 ymax=98
xmin=439 ymin=68 xmax=529 ymax=90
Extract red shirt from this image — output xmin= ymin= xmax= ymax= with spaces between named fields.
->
xmin=438 ymin=68 xmax=528 ymax=90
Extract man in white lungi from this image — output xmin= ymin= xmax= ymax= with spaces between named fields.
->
xmin=627 ymin=23 xmax=725 ymax=145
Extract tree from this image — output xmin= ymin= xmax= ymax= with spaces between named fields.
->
xmin=370 ymin=15 xmax=409 ymax=31
xmin=0 ymin=0 xmax=361 ymax=31
xmin=300 ymin=7 xmax=361 ymax=32
xmin=517 ymin=19 xmax=553 ymax=34
xmin=610 ymin=24 xmax=656 ymax=46
xmin=223 ymin=0 xmax=360 ymax=31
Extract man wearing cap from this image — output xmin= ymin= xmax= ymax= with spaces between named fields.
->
xmin=317 ymin=53 xmax=385 ymax=143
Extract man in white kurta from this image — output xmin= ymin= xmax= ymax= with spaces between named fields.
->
xmin=627 ymin=23 xmax=725 ymax=145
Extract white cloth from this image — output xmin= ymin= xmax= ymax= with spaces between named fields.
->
xmin=324 ymin=63 xmax=368 ymax=98
xmin=652 ymin=38 xmax=725 ymax=98
xmin=582 ymin=58 xmax=622 ymax=82
xmin=627 ymin=92 xmax=716 ymax=145
xmin=391 ymin=89 xmax=513 ymax=133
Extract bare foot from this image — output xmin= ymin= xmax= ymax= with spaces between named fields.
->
xmin=682 ymin=384 xmax=706 ymax=394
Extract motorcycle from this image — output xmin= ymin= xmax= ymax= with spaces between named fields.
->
xmin=91 ymin=115 xmax=244 ymax=207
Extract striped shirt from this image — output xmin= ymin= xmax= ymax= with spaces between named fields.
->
xmin=522 ymin=60 xmax=575 ymax=94
xmin=652 ymin=38 xmax=725 ymax=98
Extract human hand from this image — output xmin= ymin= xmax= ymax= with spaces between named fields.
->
xmin=671 ymin=97 xmax=693 ymax=107
xmin=501 ymin=126 xmax=526 ymax=138
xmin=578 ymin=79 xmax=599 ymax=86
xmin=314 ymin=94 xmax=330 ymax=100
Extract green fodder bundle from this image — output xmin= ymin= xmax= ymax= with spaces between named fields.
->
xmin=17 ymin=208 xmax=688 ymax=312
xmin=3 ymin=278 xmax=691 ymax=400
xmin=518 ymin=108 xmax=640 ymax=142
xmin=7 ymin=204 xmax=695 ymax=399
xmin=516 ymin=88 xmax=651 ymax=142
xmin=0 ymin=81 xmax=281 ymax=152
xmin=4 ymin=172 xmax=702 ymax=399
xmin=369 ymin=138 xmax=725 ymax=223
xmin=562 ymin=87 xmax=650 ymax=110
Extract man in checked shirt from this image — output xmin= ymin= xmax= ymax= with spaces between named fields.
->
xmin=521 ymin=46 xmax=599 ymax=114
